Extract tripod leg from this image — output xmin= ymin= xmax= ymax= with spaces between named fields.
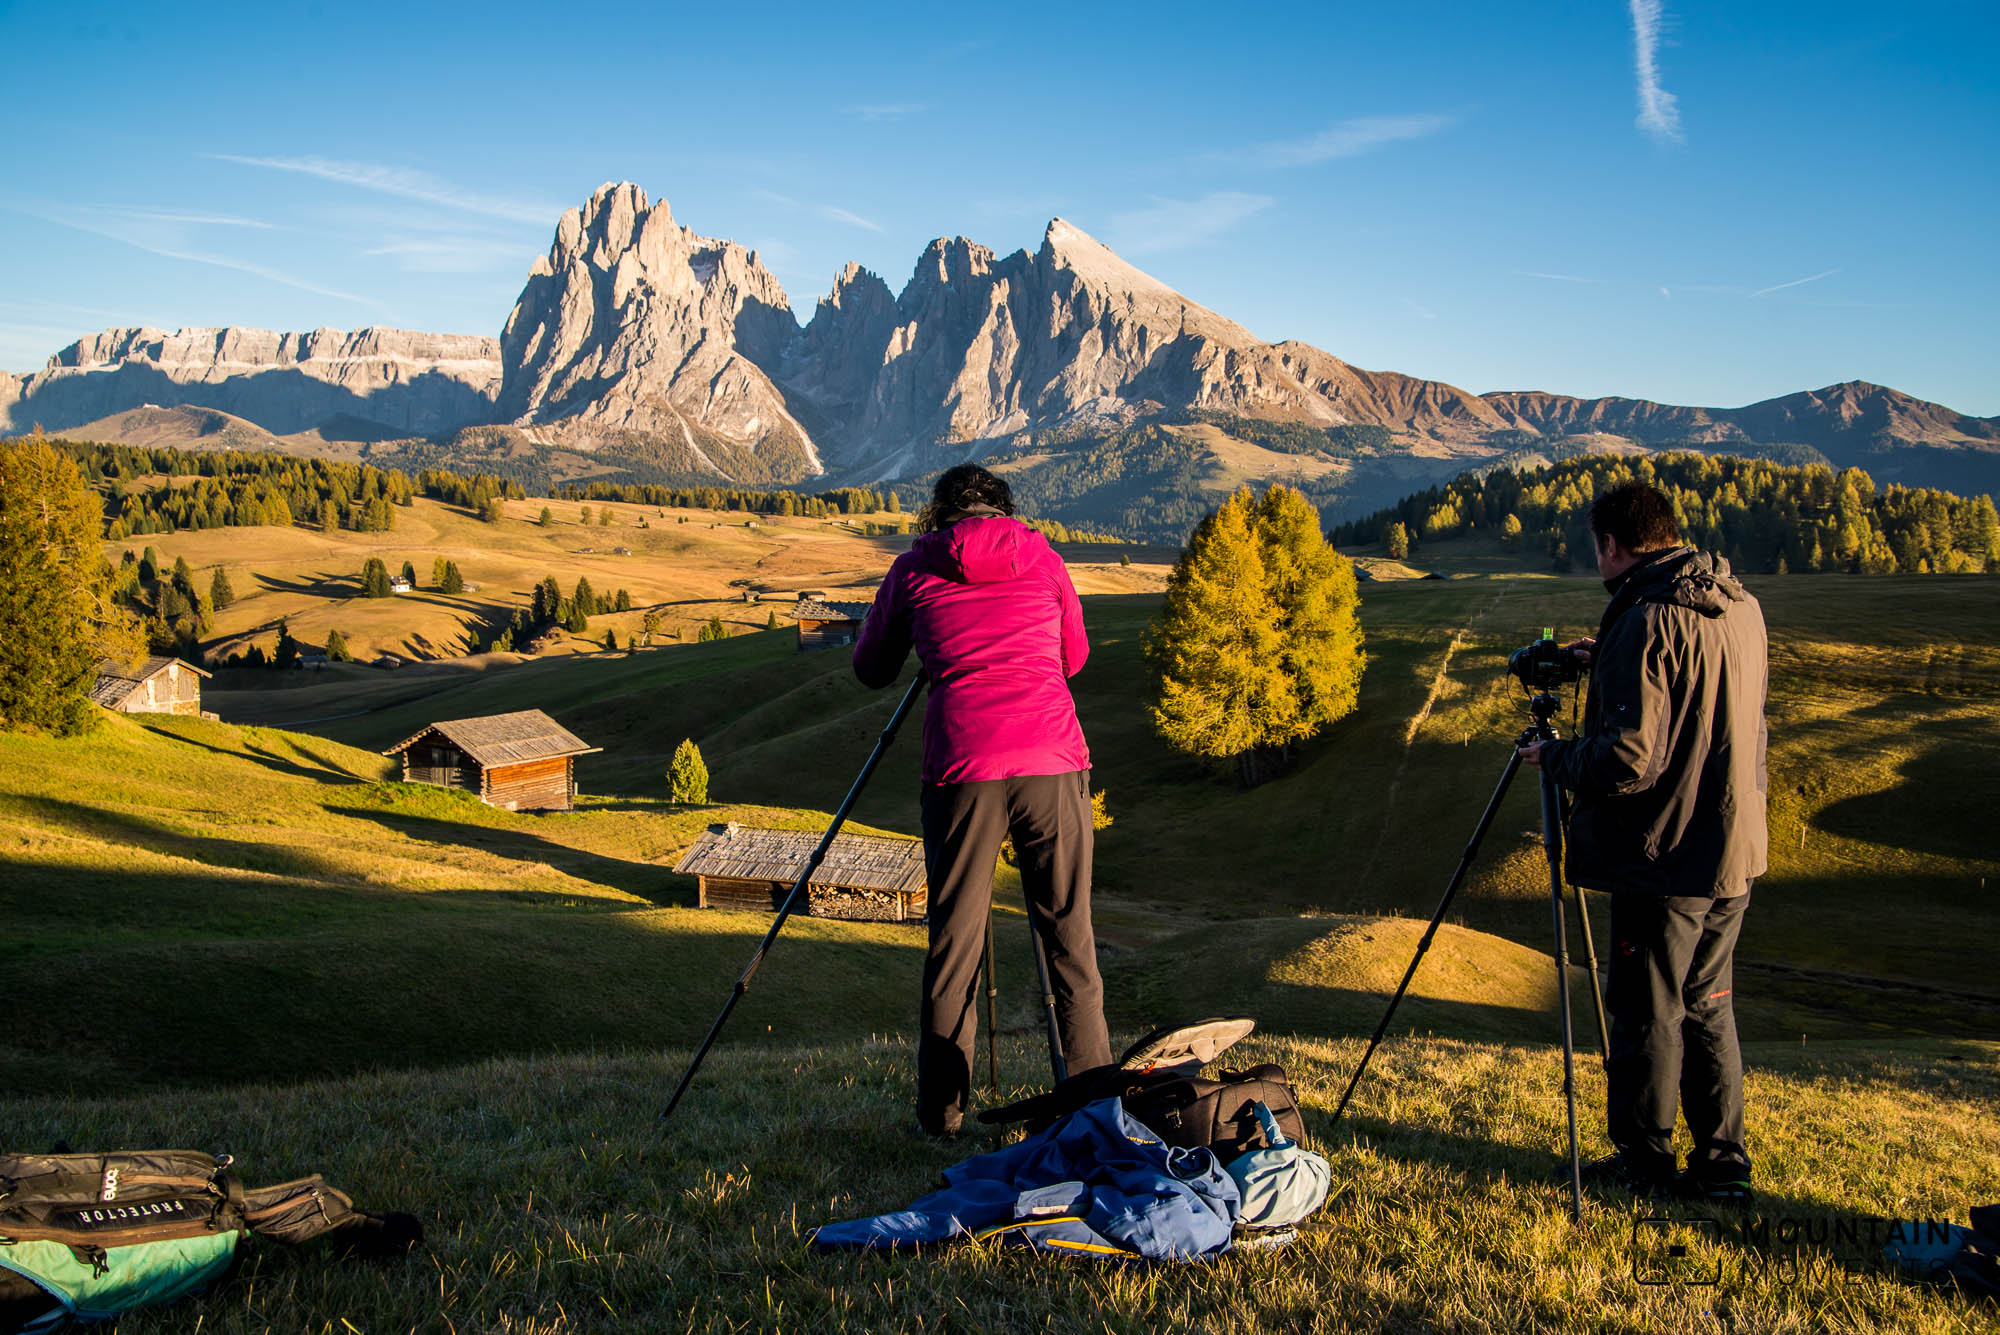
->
xmin=1541 ymin=766 xmax=1584 ymax=1222
xmin=662 ymin=673 xmax=927 ymax=1122
xmin=1029 ymin=923 xmax=1067 ymax=1085
xmin=1329 ymin=749 xmax=1526 ymax=1130
xmin=984 ymin=912 xmax=999 ymax=1093
xmin=1554 ymin=788 xmax=1609 ymax=1062
xmin=1573 ymin=885 xmax=1610 ymax=1063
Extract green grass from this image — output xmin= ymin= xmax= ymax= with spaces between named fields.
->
xmin=4 ymin=1034 xmax=1993 ymax=1332
xmin=6 ymin=569 xmax=1998 ymax=1331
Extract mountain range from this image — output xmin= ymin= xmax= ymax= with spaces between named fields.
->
xmin=5 ymin=181 xmax=1995 ymax=529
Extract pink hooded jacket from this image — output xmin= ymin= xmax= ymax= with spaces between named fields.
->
xmin=853 ymin=512 xmax=1091 ymax=784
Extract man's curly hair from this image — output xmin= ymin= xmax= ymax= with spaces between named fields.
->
xmin=918 ymin=463 xmax=1016 ymax=533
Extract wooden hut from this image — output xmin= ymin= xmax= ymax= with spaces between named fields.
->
xmin=794 ymin=596 xmax=874 ymax=652
xmin=90 ymin=656 xmax=211 ymax=716
xmin=675 ymin=823 xmax=927 ymax=923
xmin=382 ymin=709 xmax=600 ymax=811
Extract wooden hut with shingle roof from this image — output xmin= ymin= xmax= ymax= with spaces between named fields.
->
xmin=794 ymin=595 xmax=875 ymax=653
xmin=675 ymin=822 xmax=927 ymax=923
xmin=383 ymin=709 xmax=600 ymax=811
xmin=90 ymin=656 xmax=211 ymax=716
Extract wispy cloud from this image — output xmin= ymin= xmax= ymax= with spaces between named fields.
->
xmin=1242 ymin=114 xmax=1454 ymax=168
xmin=1107 ymin=192 xmax=1275 ymax=255
xmin=1660 ymin=286 xmax=1672 ymax=299
xmin=1517 ymin=270 xmax=1602 ymax=284
xmin=89 ymin=207 xmax=280 ymax=230
xmin=753 ymin=189 xmax=885 ymax=234
xmin=362 ymin=238 xmax=533 ymax=273
xmin=211 ymin=154 xmax=556 ymax=224
xmin=1404 ymin=297 xmax=1437 ymax=320
xmin=29 ymin=211 xmax=375 ymax=306
xmin=844 ymin=103 xmax=925 ymax=122
xmin=1629 ymin=0 xmax=1683 ymax=143
xmin=1752 ymin=268 xmax=1838 ymax=297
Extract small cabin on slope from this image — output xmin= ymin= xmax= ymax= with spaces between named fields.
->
xmin=382 ymin=709 xmax=600 ymax=811
xmin=794 ymin=596 xmax=875 ymax=653
xmin=675 ymin=823 xmax=927 ymax=923
xmin=91 ymin=656 xmax=212 ymax=716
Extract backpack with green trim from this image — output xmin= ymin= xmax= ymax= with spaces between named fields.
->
xmin=0 ymin=1150 xmax=419 ymax=1332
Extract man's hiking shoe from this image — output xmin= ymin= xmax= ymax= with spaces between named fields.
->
xmin=1676 ymin=1171 xmax=1755 ymax=1206
xmin=1580 ymin=1153 xmax=1675 ymax=1200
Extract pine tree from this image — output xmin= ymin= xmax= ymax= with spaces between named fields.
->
xmin=401 ymin=560 xmax=417 ymax=588
xmin=886 ymin=491 xmax=901 ymax=514
xmin=326 ymin=628 xmax=352 ymax=662
xmin=432 ymin=556 xmax=449 ymax=587
xmin=1147 ymin=485 xmax=1364 ymax=787
xmin=360 ymin=557 xmax=392 ymax=598
xmin=565 ymin=601 xmax=590 ymax=634
xmin=573 ymin=577 xmax=597 ymax=616
xmin=614 ymin=588 xmax=632 ymax=612
xmin=441 ymin=561 xmax=464 ymax=595
xmin=1384 ymin=521 xmax=1410 ymax=560
xmin=480 ymin=496 xmax=505 ymax=524
xmin=539 ymin=506 xmax=554 ymax=527
xmin=642 ymin=609 xmax=662 ymax=644
xmin=766 ymin=609 xmax=779 ymax=630
xmin=604 ymin=628 xmax=619 ymax=652
xmin=598 ymin=507 xmax=612 ymax=527
xmin=209 ymin=566 xmax=235 ymax=610
xmin=0 ymin=434 xmax=139 ymax=734
xmin=273 ymin=618 xmax=299 ymax=670
xmin=1146 ymin=489 xmax=1292 ymax=784
xmin=668 ymin=738 xmax=709 ymax=805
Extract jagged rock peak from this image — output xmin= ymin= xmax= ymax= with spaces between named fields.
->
xmin=52 ymin=326 xmax=499 ymax=371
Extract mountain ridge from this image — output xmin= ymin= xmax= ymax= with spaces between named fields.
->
xmin=5 ymin=181 xmax=1995 ymax=515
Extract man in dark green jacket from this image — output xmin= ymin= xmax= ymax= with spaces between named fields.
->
xmin=1520 ymin=482 xmax=1768 ymax=1201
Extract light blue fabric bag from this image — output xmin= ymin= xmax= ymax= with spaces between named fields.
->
xmin=1223 ymin=1103 xmax=1332 ymax=1230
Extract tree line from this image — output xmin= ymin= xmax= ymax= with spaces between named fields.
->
xmin=1329 ymin=454 xmax=2000 ymax=575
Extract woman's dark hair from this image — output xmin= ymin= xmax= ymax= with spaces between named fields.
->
xmin=1589 ymin=482 xmax=1681 ymax=552
xmin=919 ymin=463 xmax=1015 ymax=533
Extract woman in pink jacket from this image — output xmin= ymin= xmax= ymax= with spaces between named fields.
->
xmin=854 ymin=464 xmax=1112 ymax=1136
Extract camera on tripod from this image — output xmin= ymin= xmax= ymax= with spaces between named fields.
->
xmin=1507 ymin=629 xmax=1586 ymax=693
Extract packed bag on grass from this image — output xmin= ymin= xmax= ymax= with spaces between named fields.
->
xmin=979 ymin=1018 xmax=1308 ymax=1159
xmin=0 ymin=1149 xmax=421 ymax=1333
xmin=1224 ymin=1102 xmax=1332 ymax=1231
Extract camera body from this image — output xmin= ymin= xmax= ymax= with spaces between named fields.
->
xmin=1508 ymin=630 xmax=1585 ymax=692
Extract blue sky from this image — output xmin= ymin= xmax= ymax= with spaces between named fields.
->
xmin=3 ymin=0 xmax=1996 ymax=414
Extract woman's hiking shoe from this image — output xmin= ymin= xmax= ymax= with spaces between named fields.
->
xmin=1580 ymin=1153 xmax=1676 ymax=1200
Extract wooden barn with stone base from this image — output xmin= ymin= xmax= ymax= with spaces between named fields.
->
xmin=675 ymin=823 xmax=927 ymax=923
xmin=383 ymin=710 xmax=600 ymax=812
xmin=794 ymin=596 xmax=875 ymax=652
xmin=91 ymin=656 xmax=213 ymax=717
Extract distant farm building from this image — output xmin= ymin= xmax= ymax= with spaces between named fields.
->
xmin=675 ymin=823 xmax=926 ymax=923
xmin=388 ymin=575 xmax=414 ymax=594
xmin=383 ymin=709 xmax=600 ymax=812
xmin=91 ymin=656 xmax=212 ymax=717
xmin=794 ymin=595 xmax=874 ymax=652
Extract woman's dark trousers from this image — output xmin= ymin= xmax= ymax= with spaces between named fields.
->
xmin=1606 ymin=891 xmax=1753 ymax=1184
xmin=917 ymin=770 xmax=1113 ymax=1133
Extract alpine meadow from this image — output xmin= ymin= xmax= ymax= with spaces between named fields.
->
xmin=5 ymin=3 xmax=2000 ymax=1329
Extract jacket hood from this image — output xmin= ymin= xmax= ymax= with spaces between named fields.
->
xmin=1628 ymin=547 xmax=1746 ymax=618
xmin=915 ymin=512 xmax=1039 ymax=584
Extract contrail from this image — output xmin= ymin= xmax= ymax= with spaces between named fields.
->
xmin=1752 ymin=268 xmax=1838 ymax=297
xmin=1630 ymin=0 xmax=1683 ymax=143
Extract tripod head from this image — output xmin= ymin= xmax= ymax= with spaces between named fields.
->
xmin=1517 ymin=691 xmax=1562 ymax=746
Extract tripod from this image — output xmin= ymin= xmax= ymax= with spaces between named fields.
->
xmin=661 ymin=671 xmax=1070 ymax=1120
xmin=1328 ymin=690 xmax=1609 ymax=1221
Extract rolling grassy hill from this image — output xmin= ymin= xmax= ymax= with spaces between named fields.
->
xmin=112 ymin=491 xmax=1173 ymax=668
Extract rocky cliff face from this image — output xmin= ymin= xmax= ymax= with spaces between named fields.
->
xmin=495 ymin=182 xmax=819 ymax=482
xmin=1 ymin=326 xmax=500 ymax=437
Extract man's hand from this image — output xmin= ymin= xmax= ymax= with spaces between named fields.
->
xmin=1517 ymin=740 xmax=1544 ymax=769
xmin=1566 ymin=637 xmax=1596 ymax=666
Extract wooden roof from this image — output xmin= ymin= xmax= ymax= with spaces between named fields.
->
xmin=674 ymin=823 xmax=925 ymax=894
xmin=794 ymin=598 xmax=874 ymax=622
xmin=382 ymin=709 xmax=600 ymax=766
xmin=89 ymin=656 xmax=210 ymax=707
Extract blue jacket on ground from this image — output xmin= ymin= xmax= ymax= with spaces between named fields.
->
xmin=810 ymin=1098 xmax=1240 ymax=1261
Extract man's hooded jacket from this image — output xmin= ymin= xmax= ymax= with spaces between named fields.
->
xmin=1541 ymin=546 xmax=1769 ymax=898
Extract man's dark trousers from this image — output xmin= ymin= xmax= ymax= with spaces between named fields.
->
xmin=918 ymin=770 xmax=1113 ymax=1133
xmin=1607 ymin=890 xmax=1753 ymax=1183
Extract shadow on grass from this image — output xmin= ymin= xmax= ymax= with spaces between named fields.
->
xmin=153 ymin=723 xmax=370 ymax=783
xmin=1812 ymin=710 xmax=2000 ymax=861
xmin=338 ymin=807 xmax=693 ymax=904
xmin=0 ymin=859 xmax=924 ymax=1095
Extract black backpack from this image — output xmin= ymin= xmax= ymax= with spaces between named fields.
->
xmin=979 ymin=1018 xmax=1308 ymax=1160
xmin=0 ymin=1150 xmax=419 ymax=1333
